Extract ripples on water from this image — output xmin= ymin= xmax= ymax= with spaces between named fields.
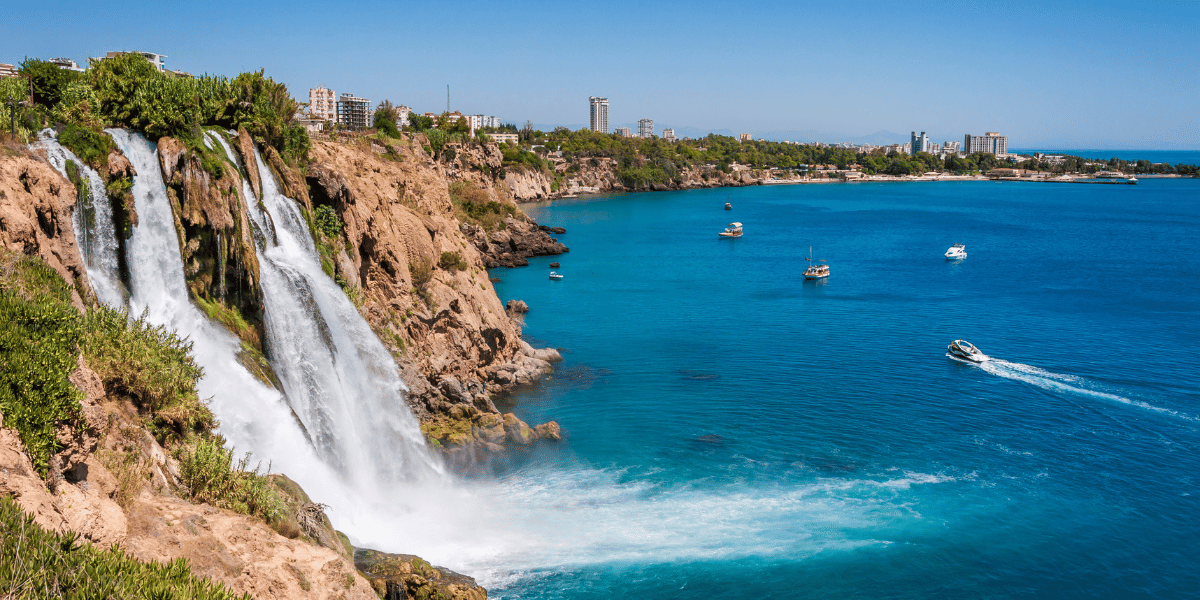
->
xmin=478 ymin=180 xmax=1200 ymax=599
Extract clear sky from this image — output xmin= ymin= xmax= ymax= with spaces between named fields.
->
xmin=6 ymin=0 xmax=1199 ymax=148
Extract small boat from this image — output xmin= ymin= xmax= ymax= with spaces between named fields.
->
xmin=719 ymin=222 xmax=743 ymax=238
xmin=724 ymin=202 xmax=732 ymax=210
xmin=945 ymin=243 xmax=967 ymax=260
xmin=803 ymin=246 xmax=829 ymax=280
xmin=549 ymin=271 xmax=563 ymax=280
xmin=946 ymin=339 xmax=989 ymax=363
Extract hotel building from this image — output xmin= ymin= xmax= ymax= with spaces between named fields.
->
xmin=589 ymin=96 xmax=609 ymax=133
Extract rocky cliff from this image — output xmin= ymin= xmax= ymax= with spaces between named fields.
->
xmin=505 ymin=155 xmax=782 ymax=202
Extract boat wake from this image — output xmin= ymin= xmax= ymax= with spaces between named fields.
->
xmin=975 ymin=359 xmax=1197 ymax=422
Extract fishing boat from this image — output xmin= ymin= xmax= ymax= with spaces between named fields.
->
xmin=945 ymin=243 xmax=967 ymax=260
xmin=725 ymin=202 xmax=732 ymax=210
xmin=803 ymin=246 xmax=829 ymax=280
xmin=719 ymin=222 xmax=743 ymax=238
xmin=946 ymin=339 xmax=989 ymax=363
xmin=549 ymin=271 xmax=564 ymax=280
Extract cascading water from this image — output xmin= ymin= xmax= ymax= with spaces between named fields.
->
xmin=104 ymin=129 xmax=340 ymax=484
xmin=34 ymin=130 xmax=126 ymax=308
xmin=206 ymin=131 xmax=444 ymax=489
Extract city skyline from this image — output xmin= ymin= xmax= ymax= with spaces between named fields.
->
xmin=5 ymin=0 xmax=1199 ymax=149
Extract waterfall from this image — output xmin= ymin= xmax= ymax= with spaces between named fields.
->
xmin=207 ymin=131 xmax=444 ymax=490
xmin=35 ymin=130 xmax=125 ymax=308
xmin=104 ymin=129 xmax=342 ymax=486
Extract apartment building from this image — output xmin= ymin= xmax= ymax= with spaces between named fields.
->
xmin=589 ymin=96 xmax=609 ymax=133
xmin=0 ymin=64 xmax=17 ymax=78
xmin=615 ymin=127 xmax=632 ymax=138
xmin=910 ymin=131 xmax=929 ymax=155
xmin=740 ymin=133 xmax=753 ymax=143
xmin=309 ymin=86 xmax=337 ymax=122
xmin=638 ymin=118 xmax=654 ymax=138
xmin=662 ymin=128 xmax=676 ymax=142
xmin=97 ymin=51 xmax=167 ymax=71
xmin=337 ymin=93 xmax=371 ymax=129
xmin=964 ymin=132 xmax=1008 ymax=156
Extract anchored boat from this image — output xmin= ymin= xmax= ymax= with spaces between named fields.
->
xmin=803 ymin=246 xmax=829 ymax=280
xmin=945 ymin=243 xmax=967 ymax=260
xmin=719 ymin=222 xmax=743 ymax=238
xmin=549 ymin=271 xmax=564 ymax=280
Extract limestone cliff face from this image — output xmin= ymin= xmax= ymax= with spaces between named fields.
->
xmin=505 ymin=155 xmax=775 ymax=201
xmin=0 ymin=148 xmax=90 ymax=309
xmin=303 ymin=136 xmax=561 ymax=460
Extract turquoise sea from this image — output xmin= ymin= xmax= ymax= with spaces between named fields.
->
xmin=486 ymin=179 xmax=1200 ymax=599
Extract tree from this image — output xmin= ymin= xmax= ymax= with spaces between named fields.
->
xmin=373 ymin=100 xmax=400 ymax=138
xmin=19 ymin=59 xmax=80 ymax=108
xmin=406 ymin=113 xmax=434 ymax=132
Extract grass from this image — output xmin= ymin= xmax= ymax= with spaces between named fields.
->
xmin=79 ymin=305 xmax=212 ymax=445
xmin=0 ymin=495 xmax=251 ymax=600
xmin=175 ymin=435 xmax=284 ymax=527
xmin=449 ymin=181 xmax=516 ymax=231
xmin=194 ymin=294 xmax=261 ymax=352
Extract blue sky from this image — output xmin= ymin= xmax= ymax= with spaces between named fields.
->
xmin=6 ymin=0 xmax=1199 ymax=148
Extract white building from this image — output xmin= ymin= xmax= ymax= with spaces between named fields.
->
xmin=638 ymin=118 xmax=654 ymax=138
xmin=662 ymin=128 xmax=676 ymax=142
xmin=396 ymin=105 xmax=412 ymax=128
xmin=486 ymin=132 xmax=519 ymax=144
xmin=481 ymin=115 xmax=500 ymax=129
xmin=615 ymin=127 xmax=632 ymax=138
xmin=48 ymin=58 xmax=84 ymax=72
xmin=964 ymin=132 xmax=1008 ymax=155
xmin=96 ymin=51 xmax=168 ymax=71
xmin=589 ymin=96 xmax=609 ymax=133
xmin=309 ymin=86 xmax=337 ymax=122
xmin=337 ymin=93 xmax=371 ymax=129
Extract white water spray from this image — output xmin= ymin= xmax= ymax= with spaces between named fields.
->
xmin=973 ymin=357 xmax=1196 ymax=422
xmin=35 ymin=130 xmax=126 ymax=307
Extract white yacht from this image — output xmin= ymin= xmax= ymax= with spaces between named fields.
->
xmin=549 ymin=271 xmax=564 ymax=280
xmin=947 ymin=340 xmax=989 ymax=363
xmin=945 ymin=243 xmax=967 ymax=260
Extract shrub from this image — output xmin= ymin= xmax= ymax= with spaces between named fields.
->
xmin=19 ymin=59 xmax=81 ymax=107
xmin=79 ymin=305 xmax=212 ymax=444
xmin=175 ymin=435 xmax=284 ymax=525
xmin=0 ymin=256 xmax=85 ymax=478
xmin=410 ymin=256 xmax=433 ymax=290
xmin=438 ymin=251 xmax=467 ymax=272
xmin=0 ymin=495 xmax=250 ymax=600
xmin=57 ymin=122 xmax=115 ymax=169
xmin=449 ymin=181 xmax=516 ymax=231
xmin=313 ymin=205 xmax=342 ymax=239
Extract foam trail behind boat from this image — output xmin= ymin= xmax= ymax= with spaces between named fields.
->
xmin=976 ymin=358 xmax=1196 ymax=421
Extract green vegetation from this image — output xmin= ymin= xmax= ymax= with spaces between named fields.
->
xmin=313 ymin=204 xmax=342 ymax=239
xmin=449 ymin=180 xmax=516 ymax=231
xmin=0 ymin=255 xmax=86 ymax=478
xmin=79 ymin=306 xmax=212 ymax=445
xmin=6 ymin=53 xmax=309 ymax=165
xmin=373 ymin=100 xmax=401 ymax=139
xmin=175 ymin=436 xmax=284 ymax=526
xmin=0 ymin=495 xmax=250 ymax=600
xmin=499 ymin=141 xmax=550 ymax=172
xmin=438 ymin=251 xmax=467 ymax=272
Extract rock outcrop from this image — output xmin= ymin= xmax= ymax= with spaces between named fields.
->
xmin=354 ymin=549 xmax=486 ymax=600
xmin=303 ymin=136 xmax=561 ymax=460
xmin=0 ymin=148 xmax=91 ymax=309
xmin=462 ymin=216 xmax=568 ymax=268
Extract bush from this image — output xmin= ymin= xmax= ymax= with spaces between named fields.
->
xmin=19 ymin=59 xmax=81 ymax=107
xmin=79 ymin=305 xmax=212 ymax=444
xmin=438 ymin=251 xmax=467 ymax=272
xmin=0 ymin=256 xmax=85 ymax=478
xmin=313 ymin=205 xmax=342 ymax=239
xmin=449 ymin=181 xmax=516 ymax=231
xmin=57 ymin=122 xmax=115 ymax=169
xmin=0 ymin=495 xmax=250 ymax=600
xmin=175 ymin=435 xmax=284 ymax=525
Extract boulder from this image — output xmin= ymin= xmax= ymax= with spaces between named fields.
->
xmin=354 ymin=549 xmax=486 ymax=600
xmin=549 ymin=226 xmax=566 ymax=234
xmin=549 ymin=262 xmax=559 ymax=268
xmin=534 ymin=421 xmax=562 ymax=442
xmin=505 ymin=299 xmax=529 ymax=314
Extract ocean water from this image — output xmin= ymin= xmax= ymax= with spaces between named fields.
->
xmin=482 ymin=179 xmax=1200 ymax=599
xmin=1010 ymin=149 xmax=1200 ymax=166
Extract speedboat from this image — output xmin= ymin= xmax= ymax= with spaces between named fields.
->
xmin=549 ymin=271 xmax=563 ymax=280
xmin=719 ymin=222 xmax=743 ymax=238
xmin=803 ymin=246 xmax=829 ymax=280
xmin=945 ymin=243 xmax=967 ymax=260
xmin=946 ymin=339 xmax=989 ymax=363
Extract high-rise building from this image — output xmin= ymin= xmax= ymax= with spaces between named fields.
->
xmin=615 ymin=127 xmax=632 ymax=138
xmin=964 ymin=132 xmax=1008 ymax=156
xmin=740 ymin=133 xmax=753 ymax=143
xmin=662 ymin=128 xmax=676 ymax=142
xmin=910 ymin=131 xmax=930 ymax=155
xmin=337 ymin=93 xmax=371 ymax=129
xmin=589 ymin=97 xmax=609 ymax=133
xmin=638 ymin=118 xmax=654 ymax=138
xmin=309 ymin=86 xmax=337 ymax=122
